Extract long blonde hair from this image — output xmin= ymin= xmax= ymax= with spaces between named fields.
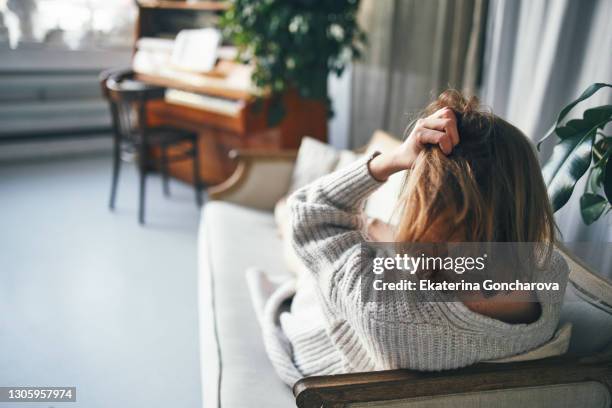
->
xmin=395 ymin=90 xmax=556 ymax=249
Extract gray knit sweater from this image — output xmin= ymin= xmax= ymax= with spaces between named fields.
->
xmin=253 ymin=157 xmax=569 ymax=385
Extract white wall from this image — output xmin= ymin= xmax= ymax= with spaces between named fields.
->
xmin=327 ymin=64 xmax=353 ymax=150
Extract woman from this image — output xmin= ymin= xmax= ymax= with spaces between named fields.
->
xmin=251 ymin=90 xmax=568 ymax=385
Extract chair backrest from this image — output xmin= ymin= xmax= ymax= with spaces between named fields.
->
xmin=99 ymin=69 xmax=165 ymax=147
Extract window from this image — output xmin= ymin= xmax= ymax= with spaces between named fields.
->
xmin=1 ymin=0 xmax=135 ymax=50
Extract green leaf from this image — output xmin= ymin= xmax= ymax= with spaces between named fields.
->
xmin=537 ymin=83 xmax=612 ymax=149
xmin=267 ymin=96 xmax=285 ymax=127
xmin=588 ymin=165 xmax=603 ymax=193
xmin=555 ymin=106 xmax=612 ymax=140
xmin=557 ymin=85 xmax=612 ymax=123
xmin=593 ymin=137 xmax=612 ymax=163
xmin=584 ymin=105 xmax=612 ymax=127
xmin=605 ymin=157 xmax=612 ymax=204
xmin=580 ymin=193 xmax=608 ymax=225
xmin=542 ymin=130 xmax=595 ymax=212
xmin=555 ymin=119 xmax=584 ymax=139
xmin=220 ymin=0 xmax=366 ymax=124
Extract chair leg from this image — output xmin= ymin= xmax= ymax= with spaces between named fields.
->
xmin=161 ymin=144 xmax=170 ymax=197
xmin=192 ymin=136 xmax=203 ymax=207
xmin=138 ymin=166 xmax=146 ymax=225
xmin=138 ymin=143 xmax=148 ymax=225
xmin=109 ymin=136 xmax=121 ymax=210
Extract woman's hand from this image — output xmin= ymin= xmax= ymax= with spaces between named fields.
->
xmin=368 ymin=107 xmax=459 ymax=181
xmin=366 ymin=218 xmax=395 ymax=241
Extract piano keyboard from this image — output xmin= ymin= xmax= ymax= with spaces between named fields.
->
xmin=164 ymin=89 xmax=243 ymax=117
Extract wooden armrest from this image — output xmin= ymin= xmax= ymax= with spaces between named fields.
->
xmin=293 ymin=355 xmax=612 ymax=408
xmin=207 ymin=149 xmax=298 ymax=210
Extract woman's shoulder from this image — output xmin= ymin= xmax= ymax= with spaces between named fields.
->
xmin=541 ymin=248 xmax=570 ymax=289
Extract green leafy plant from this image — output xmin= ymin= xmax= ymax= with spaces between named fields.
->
xmin=538 ymin=83 xmax=612 ymax=225
xmin=220 ymin=0 xmax=365 ymax=125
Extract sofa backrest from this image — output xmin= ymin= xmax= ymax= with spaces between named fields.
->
xmin=557 ymin=246 xmax=612 ymax=355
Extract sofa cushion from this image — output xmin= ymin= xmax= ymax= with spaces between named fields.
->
xmin=289 ymin=136 xmax=350 ymax=193
xmin=289 ymin=132 xmax=405 ymax=224
xmin=557 ymin=246 xmax=612 ymax=355
xmin=560 ymin=281 xmax=612 ymax=355
xmin=560 ymin=245 xmax=612 ymax=314
xmin=198 ymin=202 xmax=294 ymax=408
xmin=198 ymin=200 xmax=612 ymax=407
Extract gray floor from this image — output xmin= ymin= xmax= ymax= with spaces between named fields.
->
xmin=0 ymin=154 xmax=202 ymax=408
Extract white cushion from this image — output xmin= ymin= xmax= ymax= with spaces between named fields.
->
xmin=289 ymin=137 xmax=346 ymax=192
xmin=558 ymin=245 xmax=612 ymax=314
xmin=557 ymin=245 xmax=612 ymax=354
xmin=289 ymin=132 xmax=406 ymax=224
xmin=336 ymin=149 xmax=362 ymax=169
xmin=198 ymin=202 xmax=294 ymax=408
xmin=282 ymin=137 xmax=363 ymax=275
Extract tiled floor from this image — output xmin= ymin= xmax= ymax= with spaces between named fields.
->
xmin=0 ymin=154 xmax=202 ymax=408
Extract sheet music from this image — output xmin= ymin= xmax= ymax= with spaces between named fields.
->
xmin=171 ymin=29 xmax=221 ymax=73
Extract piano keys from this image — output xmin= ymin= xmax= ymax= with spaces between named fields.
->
xmin=164 ymin=89 xmax=243 ymax=117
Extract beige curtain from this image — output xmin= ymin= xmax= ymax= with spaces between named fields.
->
xmin=350 ymin=0 xmax=488 ymax=147
xmin=481 ymin=0 xmax=612 ymax=274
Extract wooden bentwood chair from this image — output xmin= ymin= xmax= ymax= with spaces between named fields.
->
xmin=100 ymin=69 xmax=203 ymax=224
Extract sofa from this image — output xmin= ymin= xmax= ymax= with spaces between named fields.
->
xmin=197 ymin=132 xmax=612 ymax=408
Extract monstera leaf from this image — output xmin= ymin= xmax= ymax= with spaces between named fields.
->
xmin=605 ymin=157 xmax=612 ymax=203
xmin=580 ymin=193 xmax=608 ymax=225
xmin=538 ymin=83 xmax=612 ymax=149
xmin=542 ymin=131 xmax=595 ymax=211
xmin=587 ymin=166 xmax=603 ymax=192
xmin=540 ymin=83 xmax=612 ymax=215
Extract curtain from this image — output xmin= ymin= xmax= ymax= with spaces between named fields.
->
xmin=349 ymin=0 xmax=488 ymax=148
xmin=481 ymin=0 xmax=612 ymax=276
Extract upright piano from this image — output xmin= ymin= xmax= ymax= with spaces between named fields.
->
xmin=133 ymin=0 xmax=327 ymax=185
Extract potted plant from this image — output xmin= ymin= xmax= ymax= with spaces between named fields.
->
xmin=538 ymin=83 xmax=612 ymax=225
xmin=220 ymin=0 xmax=365 ymax=125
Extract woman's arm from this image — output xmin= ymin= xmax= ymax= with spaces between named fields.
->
xmin=288 ymin=107 xmax=459 ymax=312
xmin=288 ymin=157 xmax=382 ymax=282
xmin=368 ymin=107 xmax=459 ymax=181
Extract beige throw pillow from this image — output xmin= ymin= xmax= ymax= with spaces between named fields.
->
xmin=278 ymin=132 xmax=407 ymax=275
xmin=288 ymin=137 xmax=343 ymax=193
xmin=279 ymin=137 xmax=362 ymax=275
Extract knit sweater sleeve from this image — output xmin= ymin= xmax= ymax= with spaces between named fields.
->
xmin=287 ymin=157 xmax=385 ymax=314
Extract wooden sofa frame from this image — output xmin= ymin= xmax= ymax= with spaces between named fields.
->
xmin=208 ymin=149 xmax=612 ymax=408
